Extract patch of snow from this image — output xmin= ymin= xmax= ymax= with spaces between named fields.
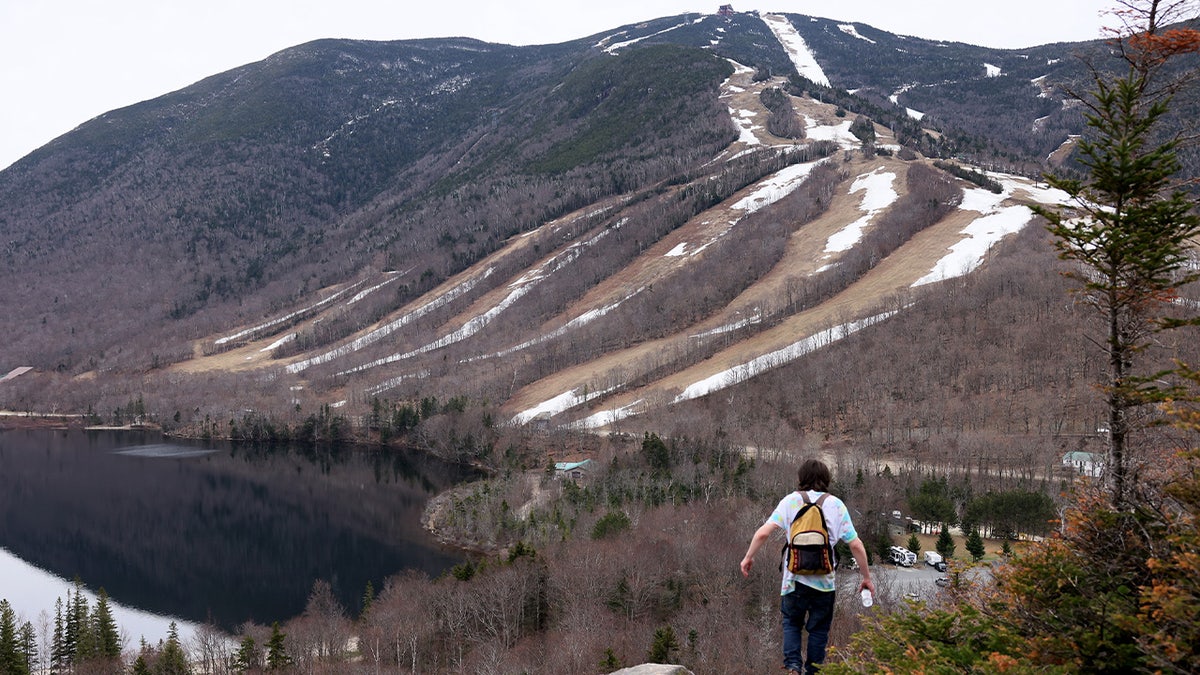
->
xmin=802 ymin=115 xmax=858 ymax=149
xmin=729 ymin=106 xmax=763 ymax=146
xmin=285 ymin=268 xmax=493 ymax=373
xmin=824 ymin=168 xmax=899 ymax=253
xmin=984 ymin=63 xmax=1002 ymax=77
xmin=888 ymin=84 xmax=927 ymax=120
xmin=260 ymin=333 xmax=295 ymax=353
xmin=0 ymin=366 xmax=32 ymax=382
xmin=602 ymin=18 xmax=696 ymax=54
xmin=364 ymin=369 xmax=430 ymax=397
xmin=346 ymin=273 xmax=401 ymax=306
xmin=216 ymin=278 xmax=370 ymax=346
xmin=665 ymin=242 xmax=689 ymax=257
xmin=673 ymin=311 xmax=897 ymax=402
xmin=470 ymin=289 xmax=647 ymax=364
xmin=761 ymin=14 xmax=830 ymax=87
xmin=838 ymin=24 xmax=876 ymax=44
xmin=733 ymin=162 xmax=822 ymax=213
xmin=911 ymin=177 xmax=1063 ymax=287
xmin=510 ymin=385 xmax=620 ymax=425
xmin=570 ymin=400 xmax=646 ymax=430
xmin=689 ymin=309 xmax=762 ymax=339
xmin=912 ymin=206 xmax=1031 ymax=285
xmin=342 ymin=222 xmax=624 ymax=374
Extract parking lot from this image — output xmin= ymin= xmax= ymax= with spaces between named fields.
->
xmin=845 ymin=559 xmax=991 ymax=606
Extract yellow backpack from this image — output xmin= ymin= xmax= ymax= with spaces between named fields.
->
xmin=781 ymin=492 xmax=834 ymax=575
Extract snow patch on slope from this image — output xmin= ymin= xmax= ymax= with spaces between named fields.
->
xmin=599 ymin=17 xmax=704 ymax=54
xmin=761 ymin=14 xmax=830 ymax=87
xmin=824 ymin=168 xmax=899 ymax=254
xmin=838 ymin=24 xmax=876 ymax=44
xmin=285 ymin=269 xmax=492 ymax=373
xmin=341 ymin=222 xmax=624 ymax=375
xmin=912 ymin=174 xmax=1071 ymax=287
xmin=564 ymin=311 xmax=896 ymax=429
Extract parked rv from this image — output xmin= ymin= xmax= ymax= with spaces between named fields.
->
xmin=888 ymin=545 xmax=917 ymax=567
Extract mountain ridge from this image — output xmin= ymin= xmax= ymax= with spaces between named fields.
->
xmin=2 ymin=9 xmax=1192 ymax=440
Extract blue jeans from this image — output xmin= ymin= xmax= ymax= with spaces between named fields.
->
xmin=781 ymin=584 xmax=836 ymax=674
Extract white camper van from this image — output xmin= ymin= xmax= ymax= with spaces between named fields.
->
xmin=889 ymin=546 xmax=917 ymax=567
xmin=924 ymin=551 xmax=943 ymax=566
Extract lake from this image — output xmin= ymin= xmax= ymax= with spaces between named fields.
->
xmin=0 ymin=428 xmax=473 ymax=641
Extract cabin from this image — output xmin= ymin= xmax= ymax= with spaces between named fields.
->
xmin=554 ymin=459 xmax=593 ymax=483
xmin=1061 ymin=451 xmax=1103 ymax=478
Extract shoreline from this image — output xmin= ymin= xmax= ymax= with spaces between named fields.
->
xmin=0 ymin=411 xmax=161 ymax=432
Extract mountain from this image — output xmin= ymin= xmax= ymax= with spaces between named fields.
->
xmin=1 ymin=10 xmax=1195 ymax=442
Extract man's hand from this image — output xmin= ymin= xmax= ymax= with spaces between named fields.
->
xmin=741 ymin=522 xmax=778 ymax=577
xmin=740 ymin=555 xmax=754 ymax=577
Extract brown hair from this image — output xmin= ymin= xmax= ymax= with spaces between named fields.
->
xmin=797 ymin=459 xmax=831 ymax=492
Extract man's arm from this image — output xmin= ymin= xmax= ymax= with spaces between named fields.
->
xmin=847 ymin=536 xmax=876 ymax=595
xmin=740 ymin=521 xmax=780 ymax=577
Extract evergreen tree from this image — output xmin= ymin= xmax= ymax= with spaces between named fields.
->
xmin=155 ymin=622 xmax=189 ymax=675
xmin=360 ymin=580 xmax=375 ymax=620
xmin=232 ymin=635 xmax=259 ymax=673
xmin=642 ymin=432 xmax=671 ymax=476
xmin=51 ymin=598 xmax=65 ymax=672
xmin=265 ymin=622 xmax=290 ymax=670
xmin=63 ymin=579 xmax=89 ymax=665
xmin=906 ymin=533 xmax=921 ymax=555
xmin=965 ymin=527 xmax=986 ymax=561
xmin=0 ymin=600 xmax=29 ymax=675
xmin=935 ymin=526 xmax=956 ymax=559
xmin=600 ymin=647 xmax=621 ymax=671
xmin=17 ymin=622 xmax=36 ymax=675
xmin=92 ymin=588 xmax=121 ymax=660
xmin=648 ymin=625 xmax=679 ymax=663
xmin=1033 ymin=0 xmax=1200 ymax=508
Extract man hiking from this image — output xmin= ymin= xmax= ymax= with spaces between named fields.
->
xmin=740 ymin=458 xmax=874 ymax=674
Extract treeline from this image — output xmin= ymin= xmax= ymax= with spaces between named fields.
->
xmin=904 ymin=475 xmax=1055 ymax=541
xmin=0 ymin=580 xmax=126 ymax=675
xmin=0 ymin=430 xmax=1065 ymax=673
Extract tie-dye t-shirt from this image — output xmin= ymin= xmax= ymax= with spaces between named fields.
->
xmin=767 ymin=490 xmax=858 ymax=594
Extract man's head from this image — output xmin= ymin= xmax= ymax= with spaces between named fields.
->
xmin=797 ymin=458 xmax=831 ymax=491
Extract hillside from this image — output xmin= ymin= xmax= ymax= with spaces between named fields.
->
xmin=1 ymin=9 xmax=1196 ymax=454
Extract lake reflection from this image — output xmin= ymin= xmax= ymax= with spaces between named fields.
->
xmin=0 ymin=429 xmax=472 ymax=632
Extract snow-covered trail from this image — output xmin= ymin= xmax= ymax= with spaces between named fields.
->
xmin=761 ymin=14 xmax=830 ymax=87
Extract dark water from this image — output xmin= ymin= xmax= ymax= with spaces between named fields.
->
xmin=0 ymin=429 xmax=472 ymax=631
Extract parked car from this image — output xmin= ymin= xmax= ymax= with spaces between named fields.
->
xmin=935 ymin=576 xmax=950 ymax=587
xmin=934 ymin=561 xmax=948 ymax=572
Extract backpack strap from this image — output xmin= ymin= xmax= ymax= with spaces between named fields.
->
xmin=812 ymin=493 xmax=835 ymax=566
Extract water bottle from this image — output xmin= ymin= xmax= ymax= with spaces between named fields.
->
xmin=860 ymin=589 xmax=873 ymax=607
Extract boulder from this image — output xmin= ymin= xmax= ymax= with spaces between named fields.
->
xmin=609 ymin=665 xmax=695 ymax=675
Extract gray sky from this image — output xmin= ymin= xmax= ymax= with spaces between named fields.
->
xmin=0 ymin=0 xmax=1117 ymax=170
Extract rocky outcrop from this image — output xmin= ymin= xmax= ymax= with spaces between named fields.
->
xmin=609 ymin=665 xmax=695 ymax=675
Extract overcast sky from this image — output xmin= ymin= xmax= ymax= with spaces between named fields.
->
xmin=0 ymin=0 xmax=1117 ymax=170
